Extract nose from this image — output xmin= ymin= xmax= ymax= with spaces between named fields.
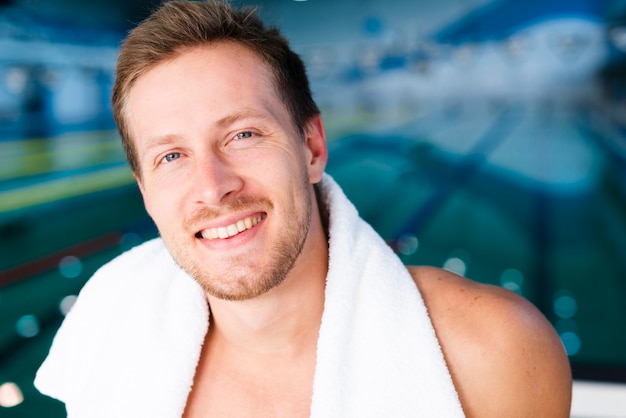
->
xmin=191 ymin=151 xmax=243 ymax=206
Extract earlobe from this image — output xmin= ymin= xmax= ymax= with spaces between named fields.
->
xmin=304 ymin=114 xmax=328 ymax=184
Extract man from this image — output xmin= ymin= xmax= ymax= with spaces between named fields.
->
xmin=36 ymin=1 xmax=572 ymax=417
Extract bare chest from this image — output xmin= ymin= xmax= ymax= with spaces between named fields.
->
xmin=183 ymin=350 xmax=316 ymax=418
xmin=183 ymin=377 xmax=312 ymax=418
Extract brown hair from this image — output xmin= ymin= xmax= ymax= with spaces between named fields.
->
xmin=112 ymin=0 xmax=319 ymax=175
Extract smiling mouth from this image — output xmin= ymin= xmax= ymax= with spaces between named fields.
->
xmin=197 ymin=214 xmax=265 ymax=240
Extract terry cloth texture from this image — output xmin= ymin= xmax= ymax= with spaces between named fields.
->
xmin=35 ymin=174 xmax=464 ymax=417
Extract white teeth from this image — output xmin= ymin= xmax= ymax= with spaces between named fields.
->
xmin=200 ymin=215 xmax=262 ymax=240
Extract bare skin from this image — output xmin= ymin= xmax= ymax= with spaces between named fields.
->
xmin=410 ymin=266 xmax=573 ymax=417
xmin=129 ymin=44 xmax=330 ymax=418
xmin=127 ymin=42 xmax=571 ymax=418
xmin=182 ymin=188 xmax=327 ymax=418
xmin=184 ymin=264 xmax=572 ymax=418
xmin=182 ymin=296 xmax=320 ymax=418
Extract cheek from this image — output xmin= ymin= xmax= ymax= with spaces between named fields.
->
xmin=140 ymin=182 xmax=179 ymax=228
xmin=270 ymin=149 xmax=310 ymax=187
xmin=142 ymin=192 xmax=163 ymax=226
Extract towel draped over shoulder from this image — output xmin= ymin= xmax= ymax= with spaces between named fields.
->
xmin=35 ymin=174 xmax=464 ymax=417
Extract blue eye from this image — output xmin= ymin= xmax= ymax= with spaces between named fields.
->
xmin=163 ymin=152 xmax=180 ymax=163
xmin=235 ymin=131 xmax=253 ymax=140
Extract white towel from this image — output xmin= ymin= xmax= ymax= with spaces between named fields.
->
xmin=35 ymin=239 xmax=209 ymax=417
xmin=311 ymin=175 xmax=463 ymax=417
xmin=35 ymin=174 xmax=464 ymax=417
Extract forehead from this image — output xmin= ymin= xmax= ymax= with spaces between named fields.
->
xmin=125 ymin=42 xmax=288 ymax=139
xmin=130 ymin=41 xmax=276 ymax=104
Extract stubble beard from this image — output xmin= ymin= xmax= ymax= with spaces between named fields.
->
xmin=164 ymin=181 xmax=314 ymax=302
xmin=195 ymin=200 xmax=311 ymax=301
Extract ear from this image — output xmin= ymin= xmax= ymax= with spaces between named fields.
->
xmin=303 ymin=114 xmax=328 ymax=184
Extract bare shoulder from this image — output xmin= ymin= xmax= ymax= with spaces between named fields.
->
xmin=408 ymin=265 xmax=572 ymax=418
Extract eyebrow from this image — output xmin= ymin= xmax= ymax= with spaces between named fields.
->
xmin=142 ymin=134 xmax=179 ymax=157
xmin=214 ymin=109 xmax=276 ymax=130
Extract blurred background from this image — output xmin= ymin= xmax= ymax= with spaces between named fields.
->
xmin=1 ymin=0 xmax=625 ymax=416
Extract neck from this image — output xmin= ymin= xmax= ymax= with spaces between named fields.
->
xmin=205 ymin=193 xmax=328 ymax=358
xmin=206 ymin=270 xmax=325 ymax=358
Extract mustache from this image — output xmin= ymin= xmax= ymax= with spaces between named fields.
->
xmin=185 ymin=195 xmax=273 ymax=227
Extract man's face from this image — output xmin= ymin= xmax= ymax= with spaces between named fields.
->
xmin=126 ymin=43 xmax=326 ymax=301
